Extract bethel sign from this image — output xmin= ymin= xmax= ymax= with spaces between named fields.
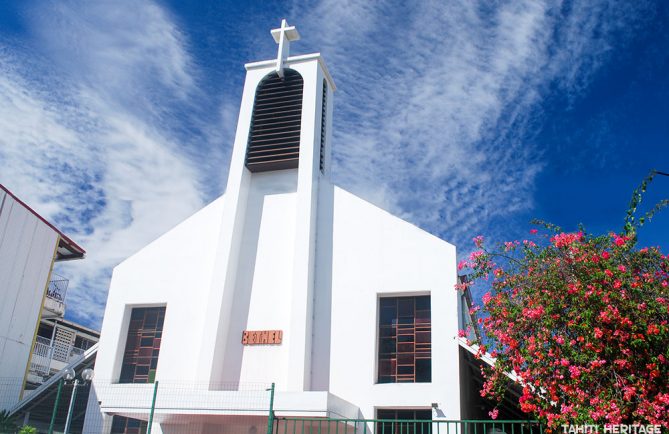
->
xmin=241 ymin=330 xmax=283 ymax=345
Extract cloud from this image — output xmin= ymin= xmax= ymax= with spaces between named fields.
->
xmin=0 ymin=0 xmax=656 ymax=327
xmin=0 ymin=1 xmax=213 ymax=327
xmin=293 ymin=0 xmax=652 ymax=249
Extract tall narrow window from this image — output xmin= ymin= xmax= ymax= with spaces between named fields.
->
xmin=378 ymin=296 xmax=431 ymax=383
xmin=245 ymin=69 xmax=304 ymax=172
xmin=319 ymin=79 xmax=327 ymax=173
xmin=119 ymin=306 xmax=165 ymax=384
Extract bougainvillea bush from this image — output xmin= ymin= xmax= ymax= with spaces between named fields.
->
xmin=457 ymin=175 xmax=669 ymax=428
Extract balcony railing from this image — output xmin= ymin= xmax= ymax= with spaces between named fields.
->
xmin=29 ymin=336 xmax=53 ymax=377
xmin=46 ymin=274 xmax=69 ymax=302
xmin=28 ymin=336 xmax=88 ymax=381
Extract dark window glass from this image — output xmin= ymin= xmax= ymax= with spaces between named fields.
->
xmin=119 ymin=307 xmax=166 ymax=383
xmin=74 ymin=336 xmax=95 ymax=351
xmin=37 ymin=323 xmax=54 ymax=339
xmin=377 ymin=409 xmax=432 ymax=434
xmin=377 ymin=296 xmax=431 ymax=383
xmin=111 ymin=416 xmax=148 ymax=434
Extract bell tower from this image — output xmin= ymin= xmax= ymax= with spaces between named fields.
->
xmin=241 ymin=19 xmax=334 ymax=177
xmin=198 ymin=20 xmax=335 ymax=391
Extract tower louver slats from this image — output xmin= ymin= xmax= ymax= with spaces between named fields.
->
xmin=320 ymin=79 xmax=327 ymax=173
xmin=245 ymin=69 xmax=304 ymax=172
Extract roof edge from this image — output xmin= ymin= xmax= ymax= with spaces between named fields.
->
xmin=0 ymin=184 xmax=86 ymax=257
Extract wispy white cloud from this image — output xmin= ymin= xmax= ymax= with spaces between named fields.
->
xmin=0 ymin=0 xmax=655 ymax=327
xmin=0 ymin=1 xmax=216 ymax=327
xmin=294 ymin=0 xmax=652 ymax=249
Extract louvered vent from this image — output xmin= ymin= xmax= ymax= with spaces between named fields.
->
xmin=319 ymin=79 xmax=327 ymax=173
xmin=245 ymin=69 xmax=304 ymax=172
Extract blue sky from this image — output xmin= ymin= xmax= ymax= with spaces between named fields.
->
xmin=0 ymin=1 xmax=667 ymax=329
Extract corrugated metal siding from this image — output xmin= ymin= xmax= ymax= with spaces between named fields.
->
xmin=0 ymin=190 xmax=59 ymax=408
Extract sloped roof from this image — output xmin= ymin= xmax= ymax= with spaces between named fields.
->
xmin=0 ymin=184 xmax=85 ymax=260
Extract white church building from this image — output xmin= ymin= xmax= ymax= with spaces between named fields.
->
xmin=84 ymin=20 xmax=475 ymax=434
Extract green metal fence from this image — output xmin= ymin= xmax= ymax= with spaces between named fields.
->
xmin=273 ymin=418 xmax=544 ymax=434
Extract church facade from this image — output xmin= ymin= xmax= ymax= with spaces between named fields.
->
xmin=84 ymin=21 xmax=462 ymax=434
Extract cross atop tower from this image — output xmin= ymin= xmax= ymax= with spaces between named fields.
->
xmin=271 ymin=19 xmax=300 ymax=78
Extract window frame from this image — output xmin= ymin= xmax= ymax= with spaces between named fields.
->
xmin=117 ymin=304 xmax=167 ymax=384
xmin=376 ymin=293 xmax=432 ymax=384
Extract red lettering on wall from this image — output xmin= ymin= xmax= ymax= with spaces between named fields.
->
xmin=241 ymin=330 xmax=283 ymax=345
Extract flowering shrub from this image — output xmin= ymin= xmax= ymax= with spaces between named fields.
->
xmin=458 ymin=173 xmax=669 ymax=428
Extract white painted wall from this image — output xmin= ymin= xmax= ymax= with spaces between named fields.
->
xmin=227 ymin=170 xmax=297 ymax=388
xmin=324 ymin=186 xmax=461 ymax=420
xmin=0 ymin=189 xmax=59 ymax=410
xmin=92 ymin=196 xmax=226 ymax=386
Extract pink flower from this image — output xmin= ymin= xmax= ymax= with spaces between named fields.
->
xmin=550 ymin=232 xmax=583 ymax=248
xmin=618 ymin=265 xmax=626 ymax=272
xmin=457 ymin=259 xmax=469 ymax=270
xmin=473 ymin=235 xmax=484 ymax=248
xmin=612 ymin=235 xmax=627 ymax=246
xmin=482 ymin=292 xmax=493 ymax=305
xmin=488 ymin=408 xmax=499 ymax=420
xmin=522 ymin=306 xmax=544 ymax=320
xmin=601 ymin=251 xmax=610 ymax=260
xmin=469 ymin=250 xmax=484 ymax=261
xmin=530 ymin=229 xmax=538 ymax=234
xmin=569 ymin=365 xmax=581 ymax=378
xmin=458 ymin=329 xmax=467 ymax=338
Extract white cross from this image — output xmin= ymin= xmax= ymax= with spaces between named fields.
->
xmin=271 ymin=19 xmax=300 ymax=78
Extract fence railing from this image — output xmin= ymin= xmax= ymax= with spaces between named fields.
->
xmin=46 ymin=275 xmax=69 ymax=302
xmin=28 ymin=337 xmax=88 ymax=380
xmin=274 ymin=418 xmax=544 ymax=434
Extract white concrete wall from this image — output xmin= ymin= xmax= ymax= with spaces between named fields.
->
xmin=204 ymin=55 xmax=331 ymax=391
xmin=323 ymin=186 xmax=461 ymax=420
xmin=0 ymin=190 xmax=58 ymax=410
xmin=92 ymin=196 xmax=226 ymax=386
xmin=226 ymin=170 xmax=297 ymax=388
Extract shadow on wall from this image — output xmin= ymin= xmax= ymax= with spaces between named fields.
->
xmin=219 ymin=170 xmax=300 ymax=385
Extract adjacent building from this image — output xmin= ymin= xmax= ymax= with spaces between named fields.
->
xmin=0 ymin=184 xmax=86 ymax=410
xmin=26 ymin=315 xmax=99 ymax=389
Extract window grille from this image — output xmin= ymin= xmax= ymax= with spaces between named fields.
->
xmin=119 ymin=306 xmax=166 ymax=384
xmin=378 ymin=296 xmax=431 ymax=383
xmin=377 ymin=409 xmax=432 ymax=434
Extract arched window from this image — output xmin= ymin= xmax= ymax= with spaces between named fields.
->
xmin=245 ymin=69 xmax=304 ymax=172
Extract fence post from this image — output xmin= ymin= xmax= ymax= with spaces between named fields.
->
xmin=266 ymin=382 xmax=276 ymax=434
xmin=63 ymin=379 xmax=79 ymax=434
xmin=147 ymin=380 xmax=159 ymax=434
xmin=47 ymin=378 xmax=63 ymax=434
